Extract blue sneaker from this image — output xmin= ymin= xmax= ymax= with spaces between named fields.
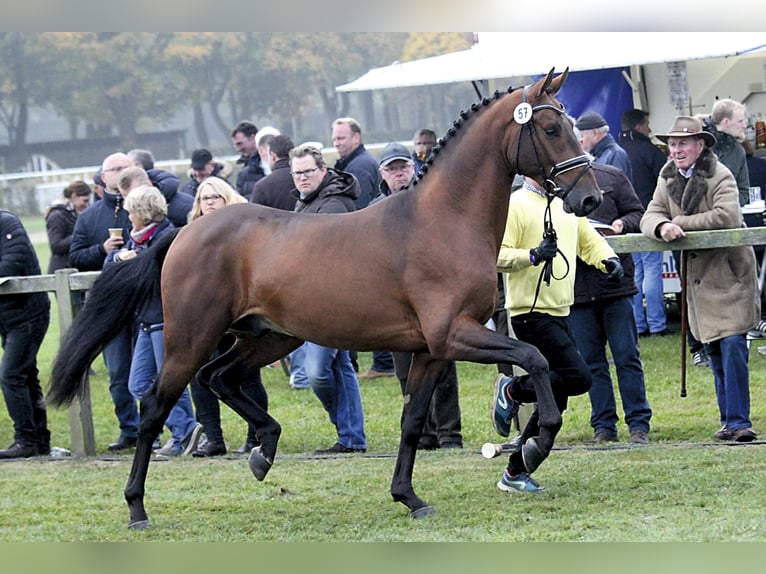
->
xmin=491 ymin=374 xmax=521 ymax=438
xmin=497 ymin=469 xmax=544 ymax=493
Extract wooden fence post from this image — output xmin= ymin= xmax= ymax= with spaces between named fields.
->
xmin=54 ymin=268 xmax=95 ymax=456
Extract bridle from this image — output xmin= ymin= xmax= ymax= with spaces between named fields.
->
xmin=513 ymin=84 xmax=592 ymax=204
xmin=511 ymin=84 xmax=590 ymax=310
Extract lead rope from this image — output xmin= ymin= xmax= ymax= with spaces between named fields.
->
xmin=529 ymin=191 xmax=570 ymax=313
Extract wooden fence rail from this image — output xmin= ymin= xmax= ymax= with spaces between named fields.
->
xmin=1 ymin=228 xmax=765 ymax=456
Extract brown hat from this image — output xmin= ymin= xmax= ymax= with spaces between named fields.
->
xmin=655 ymin=116 xmax=716 ymax=147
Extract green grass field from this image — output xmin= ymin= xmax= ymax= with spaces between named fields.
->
xmin=0 ymin=216 xmax=764 ymax=541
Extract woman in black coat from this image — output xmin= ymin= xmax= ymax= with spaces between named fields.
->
xmin=44 ymin=181 xmax=92 ymax=273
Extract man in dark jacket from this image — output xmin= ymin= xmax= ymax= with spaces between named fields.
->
xmin=704 ymin=99 xmax=750 ymax=206
xmin=250 ymin=135 xmax=297 ymax=211
xmin=181 ymin=148 xmax=232 ymax=198
xmin=289 ymin=144 xmax=367 ymax=455
xmin=70 ymin=152 xmax=139 ymax=451
xmin=0 ymin=210 xmax=51 ymax=458
xmin=231 ymin=121 xmax=266 ymax=201
xmin=569 ymin=162 xmax=652 ymax=445
xmin=619 ymin=109 xmax=671 ymax=340
xmin=127 ymin=148 xmax=191 ymax=227
xmin=332 ymin=117 xmax=381 ymax=209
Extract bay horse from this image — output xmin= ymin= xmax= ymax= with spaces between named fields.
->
xmin=48 ymin=68 xmax=601 ymax=529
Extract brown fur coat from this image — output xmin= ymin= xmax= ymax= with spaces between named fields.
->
xmin=640 ymin=148 xmax=759 ymax=343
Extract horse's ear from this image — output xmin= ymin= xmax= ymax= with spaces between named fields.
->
xmin=546 ymin=67 xmax=570 ymax=96
xmin=537 ymin=67 xmax=556 ymax=97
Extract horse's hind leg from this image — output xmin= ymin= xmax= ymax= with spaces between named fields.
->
xmin=125 ymin=367 xmax=195 ymax=529
xmin=197 ymin=332 xmax=300 ymax=480
xmin=390 ymin=353 xmax=447 ymax=518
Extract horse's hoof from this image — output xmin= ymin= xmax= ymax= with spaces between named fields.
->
xmin=128 ymin=519 xmax=152 ymax=530
xmin=410 ymin=505 xmax=436 ymax=519
xmin=248 ymin=447 xmax=273 ymax=481
xmin=522 ymin=437 xmax=545 ymax=473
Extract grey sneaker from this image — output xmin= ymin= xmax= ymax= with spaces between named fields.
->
xmin=714 ymin=426 xmax=733 ymax=441
xmin=154 ymin=437 xmax=180 ymax=457
xmin=497 ymin=470 xmax=544 ymax=493
xmin=692 ymin=349 xmax=709 ymax=367
xmin=181 ymin=423 xmax=205 ymax=456
xmin=491 ymin=374 xmax=521 ymax=438
xmin=629 ymin=429 xmax=649 ymax=445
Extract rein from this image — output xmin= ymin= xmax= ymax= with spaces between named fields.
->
xmin=525 ymin=182 xmax=570 ymax=313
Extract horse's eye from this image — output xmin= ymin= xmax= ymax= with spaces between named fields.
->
xmin=544 ymin=126 xmax=558 ymax=137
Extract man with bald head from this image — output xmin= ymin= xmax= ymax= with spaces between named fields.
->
xmin=70 ymin=151 xmax=139 ymax=451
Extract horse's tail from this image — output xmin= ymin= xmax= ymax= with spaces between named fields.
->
xmin=47 ymin=228 xmax=181 ymax=407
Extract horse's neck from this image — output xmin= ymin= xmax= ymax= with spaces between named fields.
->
xmin=417 ymin=121 xmax=515 ymax=251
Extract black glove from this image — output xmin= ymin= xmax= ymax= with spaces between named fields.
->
xmin=530 ymin=235 xmax=558 ymax=266
xmin=602 ymin=257 xmax=624 ymax=283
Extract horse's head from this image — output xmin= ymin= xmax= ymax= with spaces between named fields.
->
xmin=511 ymin=68 xmax=602 ymax=216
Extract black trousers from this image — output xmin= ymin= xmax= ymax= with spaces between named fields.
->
xmin=392 ymin=351 xmax=462 ymax=447
xmin=0 ymin=311 xmax=50 ymax=448
xmin=507 ymin=311 xmax=592 ymax=475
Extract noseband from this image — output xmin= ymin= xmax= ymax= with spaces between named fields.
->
xmin=513 ymin=84 xmax=591 ymax=203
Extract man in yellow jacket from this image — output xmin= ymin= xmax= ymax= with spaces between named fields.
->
xmin=491 ymin=176 xmax=622 ymax=493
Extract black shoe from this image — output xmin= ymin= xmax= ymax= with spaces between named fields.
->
xmin=650 ymin=328 xmax=672 ymax=337
xmin=0 ymin=442 xmax=38 ymax=459
xmin=37 ymin=443 xmax=51 ymax=456
xmin=192 ymin=441 xmax=227 ymax=457
xmin=439 ymin=442 xmax=463 ymax=449
xmin=314 ymin=442 xmax=366 ymax=454
xmin=637 ymin=330 xmax=650 ymax=337
xmin=107 ymin=435 xmax=137 ymax=451
xmin=233 ymin=439 xmax=260 ymax=454
xmin=417 ymin=437 xmax=440 ymax=450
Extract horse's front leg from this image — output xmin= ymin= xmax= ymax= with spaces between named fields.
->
xmin=445 ymin=317 xmax=562 ymax=470
xmin=390 ymin=353 xmax=447 ymax=518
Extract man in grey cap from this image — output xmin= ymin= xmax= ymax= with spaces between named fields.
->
xmin=366 ymin=141 xmax=464 ymax=449
xmin=369 ymin=142 xmax=415 ymax=205
xmin=576 ymin=111 xmax=633 ymax=181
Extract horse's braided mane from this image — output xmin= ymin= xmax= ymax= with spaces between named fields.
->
xmin=411 ymin=85 xmax=519 ymax=186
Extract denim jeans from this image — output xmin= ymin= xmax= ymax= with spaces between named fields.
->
xmin=102 ymin=325 xmax=139 ymax=439
xmin=0 ymin=311 xmax=50 ymax=447
xmin=570 ymin=297 xmax=652 ymax=434
xmin=128 ymin=324 xmax=197 ymax=450
xmin=705 ymin=334 xmax=752 ymax=431
xmin=632 ymin=251 xmax=667 ymax=334
xmin=289 ymin=343 xmax=310 ymax=388
xmin=303 ymin=342 xmax=367 ymax=449
xmin=371 ymin=350 xmax=394 ymax=372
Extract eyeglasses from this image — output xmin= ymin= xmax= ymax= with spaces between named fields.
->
xmin=200 ymin=194 xmax=223 ymax=202
xmin=102 ymin=165 xmax=129 ymax=173
xmin=382 ymin=163 xmax=413 ymax=174
xmin=291 ymin=167 xmax=320 ymax=178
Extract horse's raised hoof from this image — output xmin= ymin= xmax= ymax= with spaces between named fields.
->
xmin=410 ymin=505 xmax=436 ymax=519
xmin=248 ymin=447 xmax=273 ymax=481
xmin=522 ymin=437 xmax=545 ymax=474
xmin=128 ymin=519 xmax=152 ymax=530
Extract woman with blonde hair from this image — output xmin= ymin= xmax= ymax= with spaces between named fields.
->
xmin=188 ymin=176 xmax=247 ymax=222
xmin=187 ymin=176 xmax=262 ymax=457
xmin=107 ymin=184 xmax=203 ymax=457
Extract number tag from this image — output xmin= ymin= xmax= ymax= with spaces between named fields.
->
xmin=514 ymin=103 xmax=533 ymax=124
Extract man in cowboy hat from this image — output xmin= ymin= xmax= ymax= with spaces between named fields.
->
xmin=640 ymin=116 xmax=759 ymax=443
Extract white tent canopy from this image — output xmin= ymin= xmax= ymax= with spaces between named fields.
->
xmin=336 ymin=32 xmax=766 ymax=92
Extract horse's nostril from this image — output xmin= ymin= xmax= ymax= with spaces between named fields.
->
xmin=581 ymin=195 xmax=601 ymax=216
